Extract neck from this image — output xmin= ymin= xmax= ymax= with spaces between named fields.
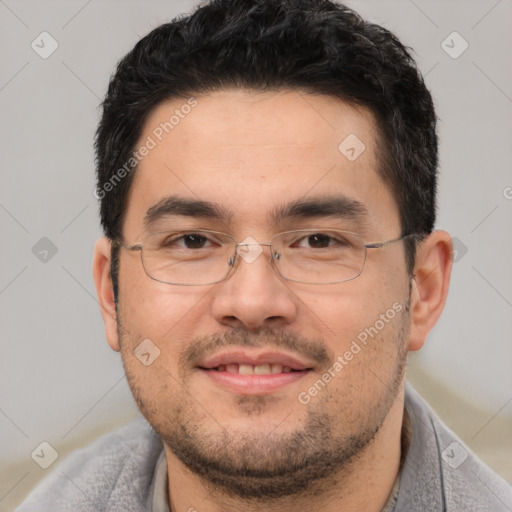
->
xmin=165 ymin=387 xmax=405 ymax=512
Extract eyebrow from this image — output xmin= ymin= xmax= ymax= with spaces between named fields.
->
xmin=144 ymin=196 xmax=233 ymax=229
xmin=143 ymin=194 xmax=368 ymax=230
xmin=269 ymin=196 xmax=368 ymax=226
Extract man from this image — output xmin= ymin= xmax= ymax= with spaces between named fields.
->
xmin=16 ymin=0 xmax=512 ymax=510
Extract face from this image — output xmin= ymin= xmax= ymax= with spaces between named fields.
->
xmin=115 ymin=90 xmax=412 ymax=498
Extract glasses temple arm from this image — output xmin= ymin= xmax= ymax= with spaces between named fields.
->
xmin=365 ymin=233 xmax=425 ymax=249
xmin=113 ymin=239 xmax=142 ymax=252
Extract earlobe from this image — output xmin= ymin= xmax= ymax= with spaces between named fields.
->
xmin=408 ymin=230 xmax=453 ymax=352
xmin=92 ymin=238 xmax=120 ymax=352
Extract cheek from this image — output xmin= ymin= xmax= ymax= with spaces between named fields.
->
xmin=121 ymin=346 xmax=177 ymax=428
xmin=118 ymin=256 xmax=210 ymax=342
xmin=296 ymin=281 xmax=399 ymax=340
xmin=302 ymin=303 xmax=408 ymax=408
xmin=297 ymin=279 xmax=409 ymax=386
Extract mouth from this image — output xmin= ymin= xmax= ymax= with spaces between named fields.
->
xmin=197 ymin=350 xmax=314 ymax=395
xmin=205 ymin=363 xmax=303 ymax=375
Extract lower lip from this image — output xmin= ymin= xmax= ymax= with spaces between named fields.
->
xmin=199 ymin=369 xmax=310 ymax=395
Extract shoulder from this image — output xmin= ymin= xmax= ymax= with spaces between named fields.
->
xmin=402 ymin=384 xmax=512 ymax=511
xmin=15 ymin=418 xmax=163 ymax=512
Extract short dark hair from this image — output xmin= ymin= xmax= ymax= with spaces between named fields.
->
xmin=95 ymin=0 xmax=438 ymax=298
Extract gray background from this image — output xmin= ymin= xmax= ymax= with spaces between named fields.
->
xmin=1 ymin=0 xmax=511 ymax=509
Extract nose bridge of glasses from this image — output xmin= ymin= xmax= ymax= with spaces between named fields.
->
xmin=233 ymin=240 xmax=275 ymax=264
xmin=224 ymin=239 xmax=288 ymax=282
xmin=236 ymin=241 xmax=272 ymax=249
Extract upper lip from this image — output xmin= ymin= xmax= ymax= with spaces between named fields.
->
xmin=198 ymin=349 xmax=315 ymax=371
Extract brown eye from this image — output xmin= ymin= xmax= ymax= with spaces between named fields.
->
xmin=306 ymin=234 xmax=332 ymax=248
xmin=292 ymin=232 xmax=351 ymax=250
xmin=182 ymin=234 xmax=208 ymax=249
xmin=160 ymin=233 xmax=213 ymax=249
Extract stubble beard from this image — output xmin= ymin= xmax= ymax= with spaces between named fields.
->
xmin=118 ymin=304 xmax=410 ymax=502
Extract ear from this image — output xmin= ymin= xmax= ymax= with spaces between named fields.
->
xmin=92 ymin=238 xmax=120 ymax=352
xmin=408 ymin=230 xmax=453 ymax=351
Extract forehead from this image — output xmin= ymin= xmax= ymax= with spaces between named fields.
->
xmin=123 ymin=89 xmax=399 ymax=237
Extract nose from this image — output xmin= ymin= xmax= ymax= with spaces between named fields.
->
xmin=210 ymin=241 xmax=298 ymax=331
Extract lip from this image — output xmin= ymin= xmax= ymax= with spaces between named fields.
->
xmin=197 ymin=349 xmax=315 ymax=396
xmin=200 ymin=368 xmax=310 ymax=395
xmin=198 ymin=349 xmax=315 ymax=371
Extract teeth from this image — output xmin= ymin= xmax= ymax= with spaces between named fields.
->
xmin=239 ymin=364 xmax=253 ymax=375
xmin=215 ymin=363 xmax=294 ymax=375
xmin=271 ymin=364 xmax=282 ymax=374
xmin=254 ymin=364 xmax=271 ymax=375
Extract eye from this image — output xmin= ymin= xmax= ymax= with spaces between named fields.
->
xmin=295 ymin=233 xmax=343 ymax=249
xmin=165 ymin=233 xmax=213 ymax=249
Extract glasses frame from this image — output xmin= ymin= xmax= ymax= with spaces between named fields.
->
xmin=114 ymin=230 xmax=424 ymax=286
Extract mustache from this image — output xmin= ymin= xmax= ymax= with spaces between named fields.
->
xmin=182 ymin=327 xmax=333 ymax=369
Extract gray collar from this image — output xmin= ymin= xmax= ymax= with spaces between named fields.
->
xmin=150 ymin=450 xmax=170 ymax=512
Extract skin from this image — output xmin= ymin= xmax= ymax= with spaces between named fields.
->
xmin=93 ymin=89 xmax=452 ymax=512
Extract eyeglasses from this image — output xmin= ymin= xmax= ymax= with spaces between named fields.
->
xmin=115 ymin=229 xmax=423 ymax=286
